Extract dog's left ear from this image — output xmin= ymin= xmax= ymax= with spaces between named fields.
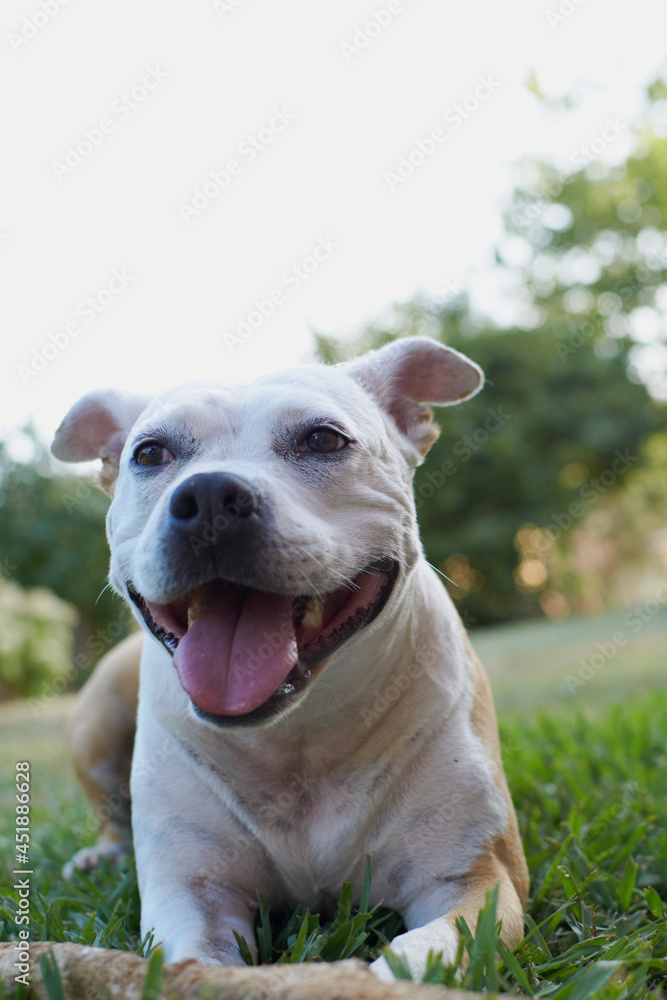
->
xmin=51 ymin=389 xmax=152 ymax=495
xmin=344 ymin=337 xmax=483 ymax=463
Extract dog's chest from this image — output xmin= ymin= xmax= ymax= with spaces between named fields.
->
xmin=203 ymin=743 xmax=389 ymax=900
xmin=259 ymin=779 xmax=370 ymax=896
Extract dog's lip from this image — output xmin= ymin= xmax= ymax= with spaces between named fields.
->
xmin=126 ymin=558 xmax=399 ymax=725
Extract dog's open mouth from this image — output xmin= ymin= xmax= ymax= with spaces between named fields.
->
xmin=127 ymin=558 xmax=398 ymax=726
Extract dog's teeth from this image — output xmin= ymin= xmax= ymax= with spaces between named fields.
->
xmin=301 ymin=597 xmax=324 ymax=628
xmin=187 ymin=597 xmax=200 ymax=630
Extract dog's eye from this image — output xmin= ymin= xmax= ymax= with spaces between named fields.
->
xmin=299 ymin=428 xmax=347 ymax=454
xmin=134 ymin=443 xmax=174 ymax=467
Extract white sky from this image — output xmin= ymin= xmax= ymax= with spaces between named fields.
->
xmin=1 ymin=0 xmax=665 ymax=455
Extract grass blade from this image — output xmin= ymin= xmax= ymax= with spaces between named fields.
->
xmin=233 ymin=930 xmax=256 ymax=966
xmin=497 ymin=937 xmax=535 ymax=995
xmin=617 ymin=857 xmax=638 ymax=911
xmin=38 ymin=950 xmax=66 ymax=1000
xmin=644 ymin=886 xmax=664 ymax=919
xmin=381 ymin=949 xmax=413 ymax=980
xmin=140 ymin=949 xmax=164 ymax=1000
xmin=359 ymin=855 xmax=372 ymax=914
xmin=550 ymin=960 xmax=620 ymax=1000
xmin=256 ymin=895 xmax=273 ymax=964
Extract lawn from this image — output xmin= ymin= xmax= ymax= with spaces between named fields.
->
xmin=1 ymin=610 xmax=666 ymax=997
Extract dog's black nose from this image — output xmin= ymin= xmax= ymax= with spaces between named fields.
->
xmin=169 ymin=472 xmax=259 ymax=526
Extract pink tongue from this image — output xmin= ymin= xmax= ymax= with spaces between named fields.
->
xmin=173 ymin=580 xmax=298 ymax=716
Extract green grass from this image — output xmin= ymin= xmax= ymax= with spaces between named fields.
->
xmin=1 ymin=612 xmax=666 ymax=997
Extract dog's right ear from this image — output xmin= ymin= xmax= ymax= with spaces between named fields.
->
xmin=51 ymin=389 xmax=152 ymax=495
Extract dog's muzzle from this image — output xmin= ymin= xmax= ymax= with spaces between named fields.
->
xmin=128 ymin=472 xmax=399 ymax=726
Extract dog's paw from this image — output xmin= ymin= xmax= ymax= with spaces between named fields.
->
xmin=369 ymin=954 xmax=398 ymax=982
xmin=62 ymin=842 xmax=127 ymax=880
xmin=369 ymin=918 xmax=459 ymax=982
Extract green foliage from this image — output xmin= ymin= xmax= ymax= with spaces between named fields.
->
xmin=498 ymin=694 xmax=667 ymax=997
xmin=0 ymin=853 xmax=150 ymax=956
xmin=140 ymin=949 xmax=164 ymax=1000
xmin=619 ymin=430 xmax=667 ymax=532
xmin=2 ymin=693 xmax=666 ymax=997
xmin=0 ymin=428 xmax=123 ymax=642
xmin=316 ymin=310 xmax=661 ymax=625
xmin=375 ymin=690 xmax=667 ymax=998
xmin=0 ymin=580 xmax=77 ymax=698
xmin=234 ymin=856 xmax=403 ymax=965
xmin=38 ymin=950 xmax=66 ymax=1000
xmin=315 ymin=82 xmax=667 ymax=626
xmin=504 ymin=126 xmax=667 ymax=402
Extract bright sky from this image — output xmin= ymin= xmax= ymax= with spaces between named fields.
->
xmin=1 ymin=0 xmax=665 ymax=455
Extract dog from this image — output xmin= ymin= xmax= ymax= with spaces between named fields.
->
xmin=52 ymin=337 xmax=528 ymax=981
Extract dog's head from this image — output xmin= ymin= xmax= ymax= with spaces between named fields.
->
xmin=52 ymin=338 xmax=482 ymax=727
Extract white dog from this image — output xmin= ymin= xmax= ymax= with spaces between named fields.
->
xmin=52 ymin=337 xmax=527 ymax=981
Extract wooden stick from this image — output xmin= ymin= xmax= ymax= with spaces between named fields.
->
xmin=0 ymin=942 xmax=487 ymax=999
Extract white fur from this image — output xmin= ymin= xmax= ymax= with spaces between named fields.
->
xmin=371 ymin=919 xmax=460 ymax=981
xmin=55 ymin=340 xmax=516 ymax=979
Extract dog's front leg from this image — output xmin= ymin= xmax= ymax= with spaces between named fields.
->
xmin=370 ymin=852 xmax=524 ymax=982
xmin=133 ymin=797 xmax=260 ymax=965
xmin=139 ymin=869 xmax=258 ymax=965
xmin=131 ymin=726 xmax=261 ymax=965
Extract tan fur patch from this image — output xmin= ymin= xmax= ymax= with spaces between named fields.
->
xmin=68 ymin=632 xmax=142 ymax=843
xmin=446 ymin=840 xmax=525 ymax=950
xmin=465 ymin=632 xmax=529 ymax=910
xmin=97 ymin=448 xmax=121 ymax=495
xmin=414 ymin=406 xmax=441 ymax=457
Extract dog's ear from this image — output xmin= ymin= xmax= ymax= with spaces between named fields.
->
xmin=344 ymin=337 xmax=483 ymax=463
xmin=51 ymin=389 xmax=152 ymax=495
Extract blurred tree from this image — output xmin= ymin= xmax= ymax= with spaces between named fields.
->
xmin=317 ymin=309 xmax=661 ymax=625
xmin=0 ymin=578 xmax=77 ymax=699
xmin=0 ymin=427 xmax=130 ymax=647
xmin=3 ymin=77 xmax=667 ymax=636
xmin=539 ymin=429 xmax=667 ymax=615
xmin=316 ymin=74 xmax=667 ymax=625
